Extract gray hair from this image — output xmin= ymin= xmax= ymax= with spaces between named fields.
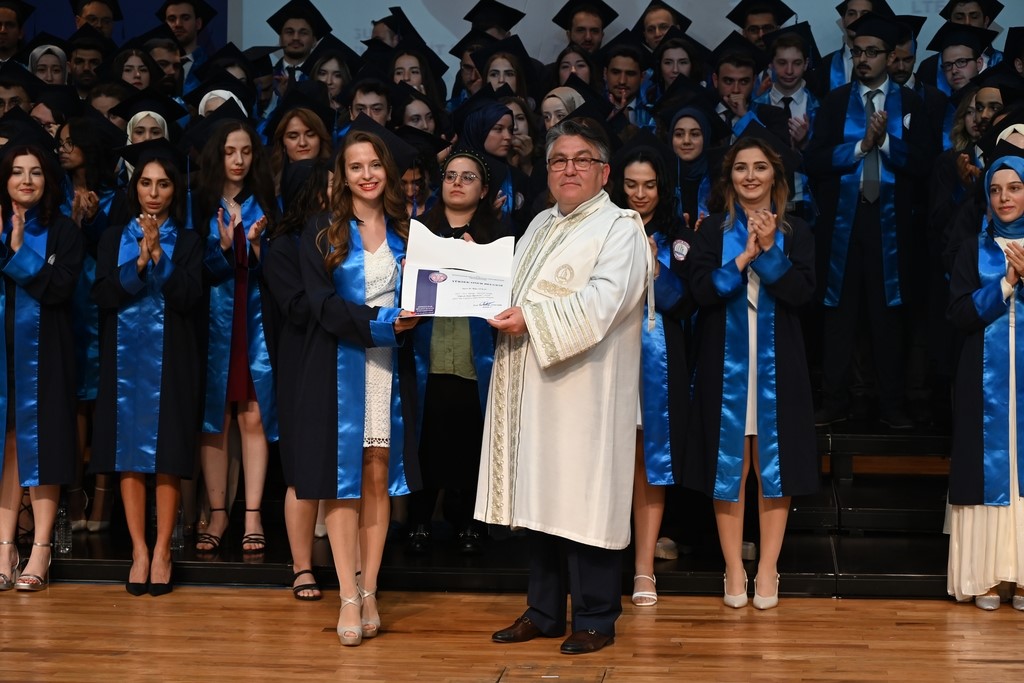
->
xmin=545 ymin=117 xmax=611 ymax=164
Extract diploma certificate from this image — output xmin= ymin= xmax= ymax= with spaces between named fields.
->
xmin=401 ymin=220 xmax=514 ymax=318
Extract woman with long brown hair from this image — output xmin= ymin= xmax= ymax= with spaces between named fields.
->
xmin=686 ymin=135 xmax=817 ymax=611
xmin=297 ymin=129 xmax=421 ymax=645
xmin=268 ymin=107 xmax=331 ymax=193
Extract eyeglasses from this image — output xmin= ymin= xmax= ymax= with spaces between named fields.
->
xmin=58 ymin=138 xmax=75 ymax=152
xmin=547 ymin=156 xmax=604 ymax=172
xmin=941 ymin=57 xmax=975 ymax=72
xmin=443 ymin=170 xmax=479 ymax=184
xmin=850 ymin=47 xmax=889 ymax=59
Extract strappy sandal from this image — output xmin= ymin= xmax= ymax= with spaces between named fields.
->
xmin=241 ymin=508 xmax=266 ymax=553
xmin=0 ymin=540 xmax=19 ymax=591
xmin=632 ymin=574 xmax=658 ymax=606
xmin=15 ymin=542 xmax=50 ymax=591
xmin=291 ymin=569 xmax=322 ymax=601
xmin=338 ymin=594 xmax=363 ymax=646
xmin=195 ymin=507 xmax=227 ymax=554
xmin=359 ymin=586 xmax=381 ymax=638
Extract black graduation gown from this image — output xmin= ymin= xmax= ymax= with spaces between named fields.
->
xmin=91 ymin=225 xmax=203 ymax=477
xmin=683 ymin=214 xmax=819 ymax=499
xmin=294 ymin=215 xmax=421 ymax=500
xmin=947 ymin=231 xmax=1014 ymax=505
xmin=260 ymin=228 xmax=309 ymax=486
xmin=804 ymin=81 xmax=928 ymax=306
xmin=1 ymin=215 xmax=83 ymax=485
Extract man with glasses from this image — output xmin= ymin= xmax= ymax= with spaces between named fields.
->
xmin=71 ymin=1 xmax=120 ymax=40
xmin=480 ymin=117 xmax=651 ymax=656
xmin=806 ymin=12 xmax=928 ymax=430
xmin=267 ymin=0 xmax=331 ymax=96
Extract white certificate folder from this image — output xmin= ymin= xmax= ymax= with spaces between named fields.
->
xmin=400 ymin=220 xmax=514 ymax=318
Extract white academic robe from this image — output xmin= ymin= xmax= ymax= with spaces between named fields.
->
xmin=474 ymin=190 xmax=651 ymax=550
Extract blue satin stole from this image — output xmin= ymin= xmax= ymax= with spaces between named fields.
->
xmin=829 ymin=50 xmax=847 ymax=91
xmin=973 ymin=232 xmax=1024 ymax=505
xmin=0 ymin=209 xmax=50 ymax=485
xmin=112 ymin=218 xmax=179 ymax=472
xmin=711 ymin=211 xmax=789 ymax=501
xmin=825 ymin=82 xmax=905 ymax=309
xmin=640 ymin=232 xmax=685 ymax=486
xmin=62 ymin=180 xmax=115 ymax=400
xmin=202 ymin=195 xmax=278 ymax=441
xmin=332 ymin=219 xmax=411 ymax=499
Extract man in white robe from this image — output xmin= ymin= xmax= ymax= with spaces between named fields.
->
xmin=478 ymin=117 xmax=652 ymax=655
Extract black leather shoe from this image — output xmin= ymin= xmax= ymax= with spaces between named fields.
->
xmin=406 ymin=524 xmax=431 ymax=555
xmin=814 ymin=406 xmax=848 ymax=427
xmin=492 ymin=616 xmax=558 ymax=643
xmin=560 ymin=629 xmax=614 ymax=655
xmin=458 ymin=528 xmax=482 ymax=555
xmin=879 ymin=410 xmax=914 ymax=430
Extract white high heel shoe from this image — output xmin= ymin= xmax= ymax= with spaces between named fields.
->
xmin=338 ymin=594 xmax=363 ymax=646
xmin=723 ymin=570 xmax=748 ymax=608
xmin=753 ymin=574 xmax=780 ymax=610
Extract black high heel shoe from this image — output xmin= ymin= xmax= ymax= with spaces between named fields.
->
xmin=149 ymin=561 xmax=173 ymax=597
xmin=125 ymin=560 xmax=148 ymax=596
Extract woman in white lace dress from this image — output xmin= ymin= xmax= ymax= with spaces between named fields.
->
xmin=298 ymin=129 xmax=421 ymax=646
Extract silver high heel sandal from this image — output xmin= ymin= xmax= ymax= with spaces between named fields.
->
xmin=753 ymin=573 xmax=780 ymax=610
xmin=723 ymin=570 xmax=748 ymax=608
xmin=338 ymin=594 xmax=363 ymax=646
xmin=359 ymin=586 xmax=381 ymax=638
xmin=15 ymin=542 xmax=51 ymax=591
xmin=0 ymin=540 xmax=19 ymax=591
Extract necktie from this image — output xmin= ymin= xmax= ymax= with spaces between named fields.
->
xmin=780 ymin=96 xmax=794 ymax=121
xmin=438 ymin=226 xmax=468 ymax=240
xmin=286 ymin=65 xmax=297 ymax=82
xmin=862 ymin=89 xmax=881 ymax=203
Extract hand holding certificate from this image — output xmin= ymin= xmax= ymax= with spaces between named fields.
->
xmin=401 ymin=220 xmax=514 ymax=318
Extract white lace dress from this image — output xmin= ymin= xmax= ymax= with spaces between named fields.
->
xmin=362 ymin=241 xmax=397 ymax=448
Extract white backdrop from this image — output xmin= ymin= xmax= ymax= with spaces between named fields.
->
xmin=227 ymin=0 xmax=1024 ymax=90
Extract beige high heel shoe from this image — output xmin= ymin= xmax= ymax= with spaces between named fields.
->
xmin=723 ymin=570 xmax=748 ymax=608
xmin=753 ymin=573 xmax=780 ymax=610
xmin=338 ymin=594 xmax=363 ymax=646
xmin=0 ymin=540 xmax=19 ymax=591
xmin=359 ymin=586 xmax=381 ymax=638
xmin=15 ymin=542 xmax=50 ymax=591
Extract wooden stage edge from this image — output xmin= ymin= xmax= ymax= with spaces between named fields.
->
xmin=1 ymin=584 xmax=1021 ymax=682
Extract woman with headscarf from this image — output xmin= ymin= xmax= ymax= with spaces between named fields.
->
xmin=669 ymin=107 xmax=713 ymax=229
xmin=540 ymin=87 xmax=582 ymax=131
xmin=946 ymin=153 xmax=1024 ymax=612
xmin=458 ymin=101 xmax=523 ymax=235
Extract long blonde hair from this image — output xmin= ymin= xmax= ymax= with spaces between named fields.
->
xmin=319 ymin=130 xmax=409 ymax=271
xmin=710 ymin=137 xmax=790 ymax=234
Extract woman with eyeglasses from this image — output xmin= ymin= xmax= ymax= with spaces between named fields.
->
xmin=56 ymin=117 xmax=128 ymax=535
xmin=406 ymin=150 xmax=502 ymax=556
xmin=0 ymin=143 xmax=84 ymax=592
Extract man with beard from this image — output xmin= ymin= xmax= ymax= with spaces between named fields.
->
xmin=147 ymin=37 xmax=184 ymax=99
xmin=808 ymin=0 xmax=894 ymax=97
xmin=0 ymin=0 xmax=31 ymax=64
xmin=267 ymin=0 xmax=331 ymax=96
xmin=888 ymin=16 xmax=947 ymax=152
xmin=806 ymin=12 xmax=928 ymax=430
xmin=67 ymin=24 xmax=112 ymax=99
xmin=600 ymin=39 xmax=648 ymax=130
xmin=726 ymin=0 xmax=794 ymax=52
xmin=551 ymin=0 xmax=618 ymax=54
xmin=158 ymin=1 xmax=217 ymax=95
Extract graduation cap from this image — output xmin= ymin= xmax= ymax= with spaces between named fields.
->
xmin=17 ymin=32 xmax=68 ymax=67
xmin=33 ymin=84 xmax=83 ymax=119
xmin=552 ymin=0 xmax=619 ymax=31
xmin=301 ymin=33 xmax=361 ymax=80
xmin=760 ymin=21 xmax=821 ymax=65
xmin=711 ymin=31 xmax=770 ymax=72
xmin=969 ymin=61 xmax=1024 ymax=108
xmin=653 ymin=88 xmax=730 ymax=143
xmin=181 ymin=96 xmax=250 ymax=154
xmin=470 ymin=34 xmax=532 ymax=83
xmin=848 ymin=12 xmax=906 ymax=50
xmin=834 ymin=0 xmax=894 ymax=18
xmin=66 ymin=23 xmax=117 ymax=58
xmin=120 ymin=23 xmax=180 ymax=53
xmin=110 ymin=88 xmax=188 ymax=126
xmin=979 ymin=104 xmax=1024 ymax=163
xmin=394 ymin=124 xmax=450 ymax=157
xmin=726 ymin=0 xmax=794 ymax=29
xmin=372 ymin=6 xmax=422 ymax=44
xmin=266 ymin=0 xmax=331 ymax=39
xmin=893 ymin=15 xmax=927 ymax=45
xmin=559 ymin=71 xmax=622 ymax=146
xmin=78 ymin=105 xmax=129 ymax=147
xmin=609 ymin=126 xmax=674 ymax=174
xmin=464 ymin=0 xmax=524 ymax=34
xmin=194 ymin=41 xmax=249 ymax=82
xmin=939 ymin=0 xmax=1003 ymax=23
xmin=393 ymin=39 xmax=449 ymax=81
xmin=68 ymin=0 xmax=121 ymax=21
xmin=0 ymin=1 xmax=34 ymax=26
xmin=346 ymin=112 xmax=419 ymax=172
xmin=451 ymin=82 xmax=514 ymax=135
xmin=652 ymin=26 xmax=711 ymax=68
xmin=183 ymin=70 xmax=256 ymax=115
xmin=155 ymin=0 xmax=217 ymax=26
xmin=926 ymin=22 xmax=998 ymax=56
xmin=0 ymin=62 xmax=40 ymax=101
xmin=263 ymin=79 xmax=333 ymax=138
xmin=449 ymin=29 xmax=497 ymax=60
xmin=118 ymin=137 xmax=189 ymax=173
xmin=631 ymin=1 xmax=692 ymax=38
xmin=1005 ymin=27 xmax=1024 ymax=63
xmin=0 ymin=111 xmax=58 ymax=165
xmin=597 ymin=29 xmax=651 ymax=71
xmin=241 ymin=45 xmax=278 ymax=80
xmin=735 ymin=119 xmax=801 ymax=176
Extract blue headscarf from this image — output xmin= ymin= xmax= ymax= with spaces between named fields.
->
xmin=458 ymin=102 xmax=513 ymax=212
xmin=986 ymin=156 xmax=1024 ymax=239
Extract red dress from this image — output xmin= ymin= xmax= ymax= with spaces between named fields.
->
xmin=225 ymin=223 xmax=256 ymax=402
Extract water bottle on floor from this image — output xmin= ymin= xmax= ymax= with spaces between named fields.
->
xmin=171 ymin=507 xmax=184 ymax=551
xmin=55 ymin=498 xmax=72 ymax=554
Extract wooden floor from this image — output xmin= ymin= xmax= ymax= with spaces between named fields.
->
xmin=1 ymin=584 xmax=1021 ymax=681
